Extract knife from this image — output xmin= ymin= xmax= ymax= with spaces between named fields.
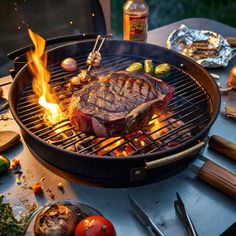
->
xmin=191 ymin=155 xmax=236 ymax=199
xmin=208 ymin=135 xmax=236 ymax=161
xmin=128 ymin=195 xmax=166 ymax=236
xmin=174 ymin=192 xmax=198 ymax=236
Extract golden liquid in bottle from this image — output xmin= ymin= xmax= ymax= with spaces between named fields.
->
xmin=123 ymin=1 xmax=148 ymax=42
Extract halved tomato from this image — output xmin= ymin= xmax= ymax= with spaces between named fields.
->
xmin=74 ymin=215 xmax=116 ymax=236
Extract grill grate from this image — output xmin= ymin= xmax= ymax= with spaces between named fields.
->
xmin=17 ymin=55 xmax=211 ymax=157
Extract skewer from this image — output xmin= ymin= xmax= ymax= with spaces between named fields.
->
xmin=70 ymin=35 xmax=106 ymax=86
xmin=87 ymin=35 xmax=100 ymax=71
xmin=91 ymin=35 xmax=101 ymax=53
xmin=87 ymin=65 xmax=92 ymax=72
xmin=96 ymin=37 xmax=106 ymax=52
xmin=87 ymin=35 xmax=106 ymax=71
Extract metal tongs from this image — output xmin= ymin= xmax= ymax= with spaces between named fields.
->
xmin=128 ymin=195 xmax=166 ymax=236
xmin=174 ymin=193 xmax=198 ymax=236
xmin=129 ymin=193 xmax=198 ymax=236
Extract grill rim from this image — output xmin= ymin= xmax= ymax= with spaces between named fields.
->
xmin=9 ymin=39 xmax=220 ymax=163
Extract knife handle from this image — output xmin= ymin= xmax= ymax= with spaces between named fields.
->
xmin=208 ymin=135 xmax=236 ymax=161
xmin=198 ymin=160 xmax=236 ymax=199
xmin=225 ymin=36 xmax=236 ymax=47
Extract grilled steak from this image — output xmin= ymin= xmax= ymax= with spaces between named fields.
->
xmin=68 ymin=71 xmax=175 ymax=137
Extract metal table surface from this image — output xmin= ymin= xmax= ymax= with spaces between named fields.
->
xmin=0 ymin=18 xmax=235 ymax=236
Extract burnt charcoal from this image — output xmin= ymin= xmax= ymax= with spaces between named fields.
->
xmin=68 ymin=71 xmax=175 ymax=137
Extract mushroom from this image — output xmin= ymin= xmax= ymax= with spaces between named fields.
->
xmin=61 ymin=58 xmax=77 ymax=72
xmin=86 ymin=51 xmax=102 ymax=67
xmin=70 ymin=76 xmax=81 ymax=86
xmin=77 ymin=70 xmax=91 ymax=82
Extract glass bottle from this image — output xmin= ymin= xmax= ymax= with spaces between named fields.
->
xmin=123 ymin=0 xmax=149 ymax=42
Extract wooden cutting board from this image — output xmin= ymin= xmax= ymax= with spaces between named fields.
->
xmin=0 ymin=131 xmax=20 ymax=152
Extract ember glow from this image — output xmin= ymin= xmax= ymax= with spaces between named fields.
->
xmin=95 ymin=114 xmax=167 ymax=156
xmin=27 ymin=29 xmax=65 ymax=124
xmin=92 ymin=112 xmax=187 ymax=156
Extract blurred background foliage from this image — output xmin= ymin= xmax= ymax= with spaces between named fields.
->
xmin=111 ymin=0 xmax=236 ymax=38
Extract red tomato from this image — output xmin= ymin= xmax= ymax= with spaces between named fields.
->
xmin=74 ymin=215 xmax=116 ymax=236
xmin=32 ymin=182 xmax=43 ymax=195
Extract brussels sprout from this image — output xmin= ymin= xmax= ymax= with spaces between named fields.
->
xmin=126 ymin=62 xmax=143 ymax=72
xmin=144 ymin=59 xmax=154 ymax=74
xmin=154 ymin=63 xmax=172 ymax=79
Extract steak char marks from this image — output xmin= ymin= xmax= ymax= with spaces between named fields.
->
xmin=69 ymin=71 xmax=175 ymax=137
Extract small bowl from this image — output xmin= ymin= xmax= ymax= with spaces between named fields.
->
xmin=23 ymin=200 xmax=102 ymax=235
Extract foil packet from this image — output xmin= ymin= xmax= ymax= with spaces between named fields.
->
xmin=167 ymin=25 xmax=235 ymax=68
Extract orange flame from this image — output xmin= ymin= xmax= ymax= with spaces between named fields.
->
xmin=27 ymin=29 xmax=64 ymax=124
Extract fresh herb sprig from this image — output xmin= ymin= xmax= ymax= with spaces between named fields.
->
xmin=0 ymin=195 xmax=36 ymax=236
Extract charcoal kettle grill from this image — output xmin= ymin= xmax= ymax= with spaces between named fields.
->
xmin=8 ymin=36 xmax=220 ymax=187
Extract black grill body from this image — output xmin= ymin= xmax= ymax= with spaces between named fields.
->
xmin=9 ymin=39 xmax=220 ymax=187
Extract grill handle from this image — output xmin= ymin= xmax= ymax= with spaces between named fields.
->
xmin=208 ymin=135 xmax=236 ymax=161
xmin=7 ymin=33 xmax=112 ymax=60
xmin=197 ymin=158 xmax=236 ymax=199
xmin=145 ymin=141 xmax=205 ymax=169
xmin=130 ymin=141 xmax=205 ymax=182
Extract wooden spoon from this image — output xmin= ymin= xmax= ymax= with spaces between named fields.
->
xmin=0 ymin=131 xmax=21 ymax=152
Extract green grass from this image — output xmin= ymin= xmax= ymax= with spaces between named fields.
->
xmin=111 ymin=0 xmax=236 ymax=37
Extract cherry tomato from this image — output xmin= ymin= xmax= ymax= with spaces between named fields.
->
xmin=11 ymin=158 xmax=20 ymax=169
xmin=32 ymin=182 xmax=43 ymax=195
xmin=74 ymin=215 xmax=116 ymax=236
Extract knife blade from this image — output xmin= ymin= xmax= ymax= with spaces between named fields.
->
xmin=191 ymin=155 xmax=236 ymax=199
xmin=209 ymin=135 xmax=236 ymax=161
xmin=128 ymin=195 xmax=166 ymax=236
xmin=174 ymin=192 xmax=198 ymax=236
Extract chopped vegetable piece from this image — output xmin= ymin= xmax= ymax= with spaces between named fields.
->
xmin=154 ymin=63 xmax=172 ymax=79
xmin=12 ymin=158 xmax=20 ymax=165
xmin=0 ymin=155 xmax=10 ymax=175
xmin=32 ymin=182 xmax=43 ymax=195
xmin=144 ymin=59 xmax=153 ymax=74
xmin=57 ymin=182 xmax=63 ymax=190
xmin=14 ymin=171 xmax=23 ymax=185
xmin=125 ymin=62 xmax=142 ymax=72
xmin=41 ymin=177 xmax=45 ymax=182
xmin=11 ymin=162 xmax=17 ymax=169
xmin=11 ymin=159 xmax=20 ymax=169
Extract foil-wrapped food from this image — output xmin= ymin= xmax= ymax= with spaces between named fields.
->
xmin=167 ymin=25 xmax=235 ymax=67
